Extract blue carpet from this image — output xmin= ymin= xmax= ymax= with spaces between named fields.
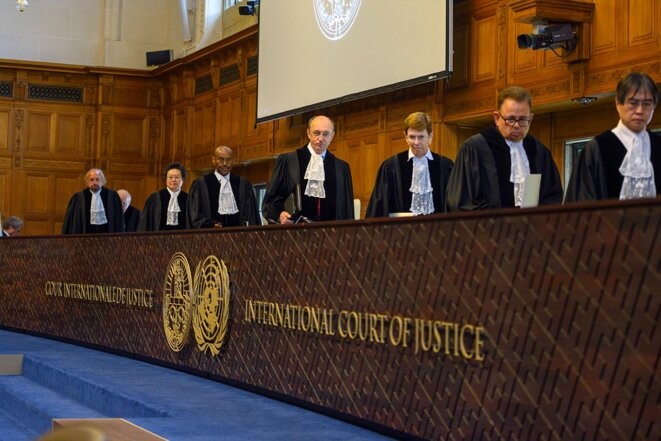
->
xmin=0 ymin=330 xmax=393 ymax=441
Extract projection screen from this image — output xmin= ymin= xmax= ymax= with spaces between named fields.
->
xmin=256 ymin=0 xmax=452 ymax=123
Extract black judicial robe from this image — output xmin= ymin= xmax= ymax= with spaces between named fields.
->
xmin=123 ymin=206 xmax=141 ymax=232
xmin=262 ymin=146 xmax=354 ymax=222
xmin=446 ymin=126 xmax=563 ymax=211
xmin=366 ymin=150 xmax=454 ymax=218
xmin=564 ymin=130 xmax=661 ymax=202
xmin=61 ymin=187 xmax=124 ymax=234
xmin=187 ymin=173 xmax=259 ymax=228
xmin=138 ymin=189 xmax=188 ymax=232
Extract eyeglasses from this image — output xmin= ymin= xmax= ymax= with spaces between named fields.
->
xmin=311 ymin=130 xmax=333 ymax=138
xmin=498 ymin=113 xmax=533 ymax=127
xmin=624 ymin=99 xmax=656 ymax=111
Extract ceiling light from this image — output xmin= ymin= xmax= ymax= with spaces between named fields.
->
xmin=16 ymin=0 xmax=28 ymax=12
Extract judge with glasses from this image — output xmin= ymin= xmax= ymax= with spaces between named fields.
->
xmin=564 ymin=72 xmax=660 ymax=202
xmin=262 ymin=115 xmax=354 ymax=223
xmin=446 ymin=86 xmax=562 ymax=211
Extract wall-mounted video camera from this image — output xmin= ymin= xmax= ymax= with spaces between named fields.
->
xmin=238 ymin=0 xmax=259 ymax=16
xmin=517 ymin=23 xmax=576 ymax=50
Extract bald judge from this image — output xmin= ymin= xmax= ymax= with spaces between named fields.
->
xmin=263 ymin=115 xmax=354 ymax=223
xmin=62 ymin=168 xmax=124 ymax=234
xmin=187 ymin=146 xmax=260 ymax=228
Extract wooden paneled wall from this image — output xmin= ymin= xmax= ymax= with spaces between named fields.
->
xmin=0 ymin=0 xmax=660 ymax=235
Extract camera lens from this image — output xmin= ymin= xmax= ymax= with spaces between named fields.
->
xmin=517 ymin=34 xmax=534 ymax=49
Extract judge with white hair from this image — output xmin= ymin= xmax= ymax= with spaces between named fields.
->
xmin=62 ymin=168 xmax=124 ymax=234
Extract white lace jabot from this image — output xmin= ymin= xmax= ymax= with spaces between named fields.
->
xmin=506 ymin=139 xmax=530 ymax=207
xmin=304 ymin=144 xmax=326 ymax=198
xmin=612 ymin=120 xmax=656 ymax=199
xmin=408 ymin=148 xmax=435 ymax=215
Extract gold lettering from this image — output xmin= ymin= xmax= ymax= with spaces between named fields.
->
xmin=338 ymin=311 xmax=348 ymax=337
xmin=309 ymin=307 xmax=320 ymax=333
xmin=347 ymin=311 xmax=359 ymax=339
xmin=300 ymin=306 xmax=310 ymax=331
xmin=244 ymin=299 xmax=255 ymax=322
xmin=369 ymin=314 xmax=386 ymax=343
xmin=320 ymin=309 xmax=335 ymax=335
xmin=474 ymin=326 xmax=485 ymax=361
xmin=283 ymin=304 xmax=292 ymax=328
xmin=459 ymin=324 xmax=474 ymax=359
xmin=389 ymin=316 xmax=411 ymax=347
xmin=274 ymin=303 xmax=283 ymax=326
xmin=432 ymin=321 xmax=442 ymax=353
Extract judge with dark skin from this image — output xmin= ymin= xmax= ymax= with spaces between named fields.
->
xmin=564 ymin=72 xmax=660 ymax=202
xmin=187 ymin=146 xmax=260 ymax=228
xmin=62 ymin=168 xmax=124 ymax=234
xmin=263 ymin=115 xmax=354 ymax=223
xmin=446 ymin=86 xmax=563 ymax=211
xmin=366 ymin=112 xmax=453 ymax=217
xmin=138 ymin=162 xmax=188 ymax=231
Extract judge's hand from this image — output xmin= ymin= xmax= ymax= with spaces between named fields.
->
xmin=213 ymin=223 xmax=223 ymax=229
xmin=279 ymin=211 xmax=293 ymax=224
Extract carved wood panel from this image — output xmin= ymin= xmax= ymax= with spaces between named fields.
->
xmin=191 ymin=99 xmax=216 ymax=158
xmin=55 ymin=113 xmax=85 ymax=155
xmin=472 ymin=16 xmax=498 ymax=83
xmin=25 ymin=112 xmax=52 ymax=153
xmin=0 ymin=109 xmax=10 ymax=151
xmin=24 ymin=173 xmax=50 ymax=215
xmin=0 ymin=171 xmax=7 ymax=214
xmin=54 ymin=175 xmax=85 ymax=216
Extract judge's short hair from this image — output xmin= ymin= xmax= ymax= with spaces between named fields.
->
xmin=497 ymin=86 xmax=532 ymax=110
xmin=404 ymin=112 xmax=432 ymax=135
xmin=616 ymin=72 xmax=659 ymax=105
xmin=3 ymin=216 xmax=23 ymax=230
xmin=163 ymin=162 xmax=187 ymax=180
xmin=84 ymin=168 xmax=106 ymax=185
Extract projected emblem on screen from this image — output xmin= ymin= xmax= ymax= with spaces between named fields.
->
xmin=313 ymin=0 xmax=362 ymax=41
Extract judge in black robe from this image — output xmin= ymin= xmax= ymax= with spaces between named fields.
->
xmin=139 ymin=189 xmax=189 ymax=231
xmin=564 ymin=72 xmax=660 ymax=202
xmin=123 ymin=206 xmax=141 ymax=232
xmin=138 ymin=163 xmax=189 ymax=231
xmin=366 ymin=112 xmax=453 ymax=217
xmin=367 ymin=151 xmax=453 ymax=217
xmin=263 ymin=116 xmax=354 ymax=223
xmin=447 ymin=87 xmax=563 ymax=211
xmin=117 ymin=189 xmax=140 ymax=232
xmin=62 ymin=168 xmax=124 ymax=234
xmin=187 ymin=146 xmax=260 ymax=228
xmin=564 ymin=131 xmax=661 ymax=202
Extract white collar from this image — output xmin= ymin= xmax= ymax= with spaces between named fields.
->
xmin=612 ymin=120 xmax=650 ymax=156
xmin=307 ymin=143 xmax=326 ymax=159
xmin=167 ymin=187 xmax=180 ymax=196
xmin=505 ymin=139 xmax=524 ymax=150
xmin=408 ymin=148 xmax=433 ymax=161
xmin=214 ymin=171 xmax=229 ymax=182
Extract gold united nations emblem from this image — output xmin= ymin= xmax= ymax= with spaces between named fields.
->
xmin=192 ymin=255 xmax=230 ymax=356
xmin=162 ymin=253 xmax=230 ymax=356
